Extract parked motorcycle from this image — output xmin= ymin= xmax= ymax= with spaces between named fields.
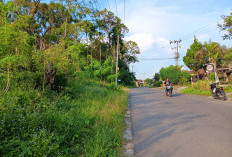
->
xmin=166 ymin=85 xmax=173 ymax=97
xmin=208 ymin=83 xmax=226 ymax=101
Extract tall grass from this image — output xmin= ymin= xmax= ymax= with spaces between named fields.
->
xmin=0 ymin=79 xmax=129 ymax=156
xmin=224 ymin=85 xmax=232 ymax=93
xmin=180 ymin=80 xmax=211 ymax=96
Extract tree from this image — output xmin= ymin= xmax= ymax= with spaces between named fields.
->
xmin=218 ymin=11 xmax=232 ymax=40
xmin=223 ymin=48 xmax=232 ymax=67
xmin=145 ymin=78 xmax=153 ymax=85
xmin=203 ymin=41 xmax=227 ymax=68
xmin=0 ymin=0 xmax=140 ymax=91
xmin=159 ymin=66 xmax=191 ymax=84
xmin=122 ymin=41 xmax=140 ymax=65
xmin=183 ymin=37 xmax=204 ymax=76
xmin=159 ymin=65 xmax=183 ymax=84
xmin=153 ymin=73 xmax=160 ymax=81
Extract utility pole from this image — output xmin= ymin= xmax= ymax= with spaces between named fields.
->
xmin=170 ymin=39 xmax=182 ymax=66
xmin=116 ymin=35 xmax=119 ymax=86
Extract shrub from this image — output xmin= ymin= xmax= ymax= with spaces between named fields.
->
xmin=160 ymin=65 xmax=182 ymax=84
xmin=180 ymin=80 xmax=212 ymax=96
xmin=159 ymin=65 xmax=191 ymax=84
xmin=224 ymin=85 xmax=232 ymax=93
xmin=209 ymin=73 xmax=215 ymax=81
xmin=179 ymin=72 xmax=191 ymax=85
xmin=181 ymin=88 xmax=211 ymax=96
xmin=152 ymin=81 xmax=162 ymax=87
xmin=0 ymin=79 xmax=128 ymax=156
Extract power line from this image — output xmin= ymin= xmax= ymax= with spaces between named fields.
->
xmin=124 ymin=0 xmax=125 ymax=23
xmin=180 ymin=20 xmax=221 ymax=40
xmin=139 ymin=57 xmax=175 ymax=60
xmin=106 ymin=0 xmax=111 ymax=11
xmin=182 ymin=25 xmax=218 ymax=40
xmin=94 ymin=0 xmax=100 ymax=11
xmin=115 ymin=0 xmax=118 ymax=16
xmin=181 ymin=23 xmax=216 ymax=39
xmin=181 ymin=26 xmax=220 ymax=45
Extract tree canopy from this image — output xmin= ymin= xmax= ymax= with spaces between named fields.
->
xmin=183 ymin=37 xmax=204 ymax=73
xmin=219 ymin=11 xmax=232 ymax=40
xmin=0 ymin=0 xmax=140 ymax=92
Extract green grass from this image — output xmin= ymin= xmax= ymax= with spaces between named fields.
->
xmin=0 ymin=79 xmax=129 ymax=156
xmin=180 ymin=88 xmax=211 ymax=96
xmin=223 ymin=85 xmax=232 ymax=93
xmin=180 ymin=80 xmax=212 ymax=96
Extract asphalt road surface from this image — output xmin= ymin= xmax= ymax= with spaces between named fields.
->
xmin=129 ymin=88 xmax=232 ymax=157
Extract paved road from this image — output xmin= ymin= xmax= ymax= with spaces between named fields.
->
xmin=129 ymin=88 xmax=232 ymax=157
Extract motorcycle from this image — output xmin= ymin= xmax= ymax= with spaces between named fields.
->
xmin=208 ymin=83 xmax=226 ymax=101
xmin=166 ymin=85 xmax=173 ymax=97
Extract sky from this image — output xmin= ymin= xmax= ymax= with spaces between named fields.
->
xmin=99 ymin=0 xmax=232 ymax=79
xmin=39 ymin=0 xmax=231 ymax=79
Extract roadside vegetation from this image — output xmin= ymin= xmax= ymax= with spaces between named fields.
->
xmin=0 ymin=79 xmax=129 ymax=156
xmin=180 ymin=82 xmax=232 ymax=97
xmin=180 ymin=80 xmax=212 ymax=96
xmin=0 ymin=0 xmax=138 ymax=156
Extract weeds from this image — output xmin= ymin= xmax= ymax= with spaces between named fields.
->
xmin=0 ymin=79 xmax=129 ymax=156
xmin=180 ymin=80 xmax=211 ymax=96
xmin=180 ymin=81 xmax=232 ymax=97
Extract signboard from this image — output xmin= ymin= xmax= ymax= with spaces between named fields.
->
xmin=206 ymin=64 xmax=214 ymax=72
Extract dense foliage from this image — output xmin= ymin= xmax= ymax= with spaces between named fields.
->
xmin=0 ymin=80 xmax=129 ymax=156
xmin=153 ymin=73 xmax=160 ymax=81
xmin=159 ymin=65 xmax=191 ymax=84
xmin=0 ymin=0 xmax=138 ymax=156
xmin=145 ymin=78 xmax=153 ymax=85
xmin=219 ymin=11 xmax=232 ymax=40
xmin=183 ymin=37 xmax=204 ymax=74
xmin=0 ymin=0 xmax=140 ymax=92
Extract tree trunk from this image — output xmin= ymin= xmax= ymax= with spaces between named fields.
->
xmin=5 ymin=63 xmax=10 ymax=92
xmin=42 ymin=59 xmax=46 ymax=94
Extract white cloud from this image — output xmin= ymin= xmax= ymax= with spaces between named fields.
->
xmin=196 ymin=34 xmax=210 ymax=42
xmin=125 ymin=33 xmax=156 ymax=52
xmin=114 ymin=0 xmax=231 ymax=79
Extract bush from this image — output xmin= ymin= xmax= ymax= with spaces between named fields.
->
xmin=181 ymin=88 xmax=211 ymax=96
xmin=159 ymin=65 xmax=191 ymax=84
xmin=179 ymin=72 xmax=191 ymax=85
xmin=209 ymin=73 xmax=215 ymax=81
xmin=224 ymin=85 xmax=232 ymax=93
xmin=180 ymin=80 xmax=212 ymax=96
xmin=0 ymin=79 xmax=128 ymax=156
xmin=160 ymin=65 xmax=182 ymax=84
xmin=152 ymin=81 xmax=162 ymax=87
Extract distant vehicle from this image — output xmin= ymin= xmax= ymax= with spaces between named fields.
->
xmin=209 ymin=83 xmax=226 ymax=101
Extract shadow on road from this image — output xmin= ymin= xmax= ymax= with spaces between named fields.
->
xmin=130 ymin=88 xmax=207 ymax=156
xmin=171 ymin=93 xmax=182 ymax=97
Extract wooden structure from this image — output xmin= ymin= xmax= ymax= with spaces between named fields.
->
xmin=216 ymin=67 xmax=232 ymax=84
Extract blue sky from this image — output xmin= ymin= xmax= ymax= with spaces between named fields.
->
xmin=96 ymin=0 xmax=232 ymax=79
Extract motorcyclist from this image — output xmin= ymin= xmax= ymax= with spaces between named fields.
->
xmin=163 ymin=77 xmax=173 ymax=95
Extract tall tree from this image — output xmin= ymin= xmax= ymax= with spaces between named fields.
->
xmin=203 ymin=41 xmax=227 ymax=67
xmin=183 ymin=37 xmax=204 ymax=76
xmin=219 ymin=11 xmax=232 ymax=40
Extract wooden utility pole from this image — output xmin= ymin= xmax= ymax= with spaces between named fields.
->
xmin=170 ymin=39 xmax=181 ymax=66
xmin=116 ymin=35 xmax=119 ymax=86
